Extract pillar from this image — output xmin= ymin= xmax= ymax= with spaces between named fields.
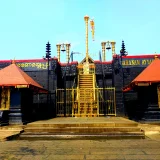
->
xmin=101 ymin=42 xmax=106 ymax=62
xmin=111 ymin=41 xmax=116 ymax=56
xmin=56 ymin=44 xmax=61 ymax=62
xmin=65 ymin=43 xmax=71 ymax=63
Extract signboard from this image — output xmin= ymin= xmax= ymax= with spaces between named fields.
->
xmin=137 ymin=83 xmax=149 ymax=86
xmin=122 ymin=58 xmax=155 ymax=67
xmin=16 ymin=61 xmax=52 ymax=71
xmin=16 ymin=85 xmax=28 ymax=88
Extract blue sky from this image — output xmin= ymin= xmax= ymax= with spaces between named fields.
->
xmin=0 ymin=0 xmax=160 ymax=62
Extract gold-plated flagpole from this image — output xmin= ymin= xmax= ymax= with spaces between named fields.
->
xmin=84 ymin=15 xmax=89 ymax=63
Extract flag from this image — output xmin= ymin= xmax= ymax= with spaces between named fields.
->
xmin=90 ymin=19 xmax=95 ymax=41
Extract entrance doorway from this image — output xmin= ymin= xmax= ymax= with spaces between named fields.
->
xmin=56 ymin=87 xmax=116 ymax=117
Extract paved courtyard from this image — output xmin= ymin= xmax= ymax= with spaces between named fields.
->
xmin=0 ymin=135 xmax=160 ymax=160
xmin=0 ymin=117 xmax=160 ymax=159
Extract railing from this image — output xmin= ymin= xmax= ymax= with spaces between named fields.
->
xmin=72 ymin=76 xmax=77 ymax=89
xmin=75 ymin=88 xmax=98 ymax=117
xmin=56 ymin=88 xmax=77 ymax=117
xmin=56 ymin=87 xmax=116 ymax=117
xmin=97 ymin=87 xmax=116 ymax=116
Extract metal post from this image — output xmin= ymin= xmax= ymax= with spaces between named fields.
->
xmin=120 ymin=40 xmax=127 ymax=116
xmin=63 ymin=51 xmax=79 ymax=117
xmin=64 ymin=52 xmax=71 ymax=117
xmin=47 ymin=57 xmax=50 ymax=106
xmin=64 ymin=71 xmax=66 ymax=117
xmin=99 ymin=51 xmax=106 ymax=115
xmin=102 ymin=72 xmax=106 ymax=116
xmin=71 ymin=51 xmax=73 ymax=62
xmin=84 ymin=15 xmax=89 ymax=63
xmin=63 ymin=52 xmax=71 ymax=117
xmin=45 ymin=42 xmax=51 ymax=111
xmin=121 ymin=55 xmax=125 ymax=116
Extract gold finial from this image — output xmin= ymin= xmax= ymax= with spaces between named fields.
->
xmin=84 ymin=15 xmax=89 ymax=20
xmin=12 ymin=58 xmax=16 ymax=64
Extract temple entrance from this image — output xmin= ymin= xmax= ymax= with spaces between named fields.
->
xmin=76 ymin=61 xmax=97 ymax=117
xmin=56 ymin=58 xmax=116 ymax=117
xmin=56 ymin=88 xmax=116 ymax=117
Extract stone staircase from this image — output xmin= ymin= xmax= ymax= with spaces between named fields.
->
xmin=19 ymin=117 xmax=145 ymax=140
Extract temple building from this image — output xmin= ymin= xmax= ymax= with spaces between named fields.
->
xmin=0 ymin=46 xmax=159 ymax=125
xmin=0 ymin=61 xmax=47 ymax=125
xmin=0 ymin=15 xmax=160 ymax=125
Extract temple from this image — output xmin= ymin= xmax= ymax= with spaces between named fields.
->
xmin=0 ymin=15 xmax=160 ymax=125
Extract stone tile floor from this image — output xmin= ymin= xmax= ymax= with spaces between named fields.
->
xmin=0 ymin=138 xmax=160 ymax=160
xmin=27 ymin=117 xmax=138 ymax=124
xmin=0 ymin=119 xmax=160 ymax=160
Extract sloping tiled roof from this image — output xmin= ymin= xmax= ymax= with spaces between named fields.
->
xmin=132 ymin=59 xmax=160 ymax=83
xmin=123 ymin=59 xmax=160 ymax=92
xmin=0 ymin=63 xmax=46 ymax=92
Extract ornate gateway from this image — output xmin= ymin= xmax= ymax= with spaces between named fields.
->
xmin=56 ymin=87 xmax=116 ymax=117
xmin=56 ymin=62 xmax=116 ymax=117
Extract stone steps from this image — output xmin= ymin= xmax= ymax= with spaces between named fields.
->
xmin=24 ymin=127 xmax=141 ymax=133
xmin=25 ymin=123 xmax=138 ymax=128
xmin=19 ymin=132 xmax=144 ymax=140
xmin=19 ymin=118 xmax=145 ymax=140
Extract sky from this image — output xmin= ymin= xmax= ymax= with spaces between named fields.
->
xmin=0 ymin=0 xmax=160 ymax=62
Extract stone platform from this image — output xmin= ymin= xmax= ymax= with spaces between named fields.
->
xmin=19 ymin=117 xmax=145 ymax=140
xmin=0 ymin=125 xmax=23 ymax=141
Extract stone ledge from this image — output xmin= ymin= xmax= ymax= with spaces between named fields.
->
xmin=0 ymin=126 xmax=24 ymax=141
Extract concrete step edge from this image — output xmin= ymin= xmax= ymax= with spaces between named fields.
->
xmin=24 ymin=126 xmax=140 ymax=129
xmin=21 ymin=131 xmax=144 ymax=136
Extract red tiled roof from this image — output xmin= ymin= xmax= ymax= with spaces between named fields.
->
xmin=0 ymin=63 xmax=46 ymax=92
xmin=132 ymin=59 xmax=160 ymax=83
xmin=123 ymin=59 xmax=160 ymax=92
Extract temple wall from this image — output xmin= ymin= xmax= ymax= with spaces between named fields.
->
xmin=136 ymin=85 xmax=160 ymax=121
xmin=60 ymin=62 xmax=78 ymax=88
xmin=95 ymin=62 xmax=113 ymax=88
xmin=0 ymin=54 xmax=159 ymax=120
xmin=113 ymin=55 xmax=160 ymax=118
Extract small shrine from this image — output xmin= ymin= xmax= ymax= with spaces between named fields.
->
xmin=123 ymin=58 xmax=160 ymax=120
xmin=0 ymin=61 xmax=47 ymax=125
